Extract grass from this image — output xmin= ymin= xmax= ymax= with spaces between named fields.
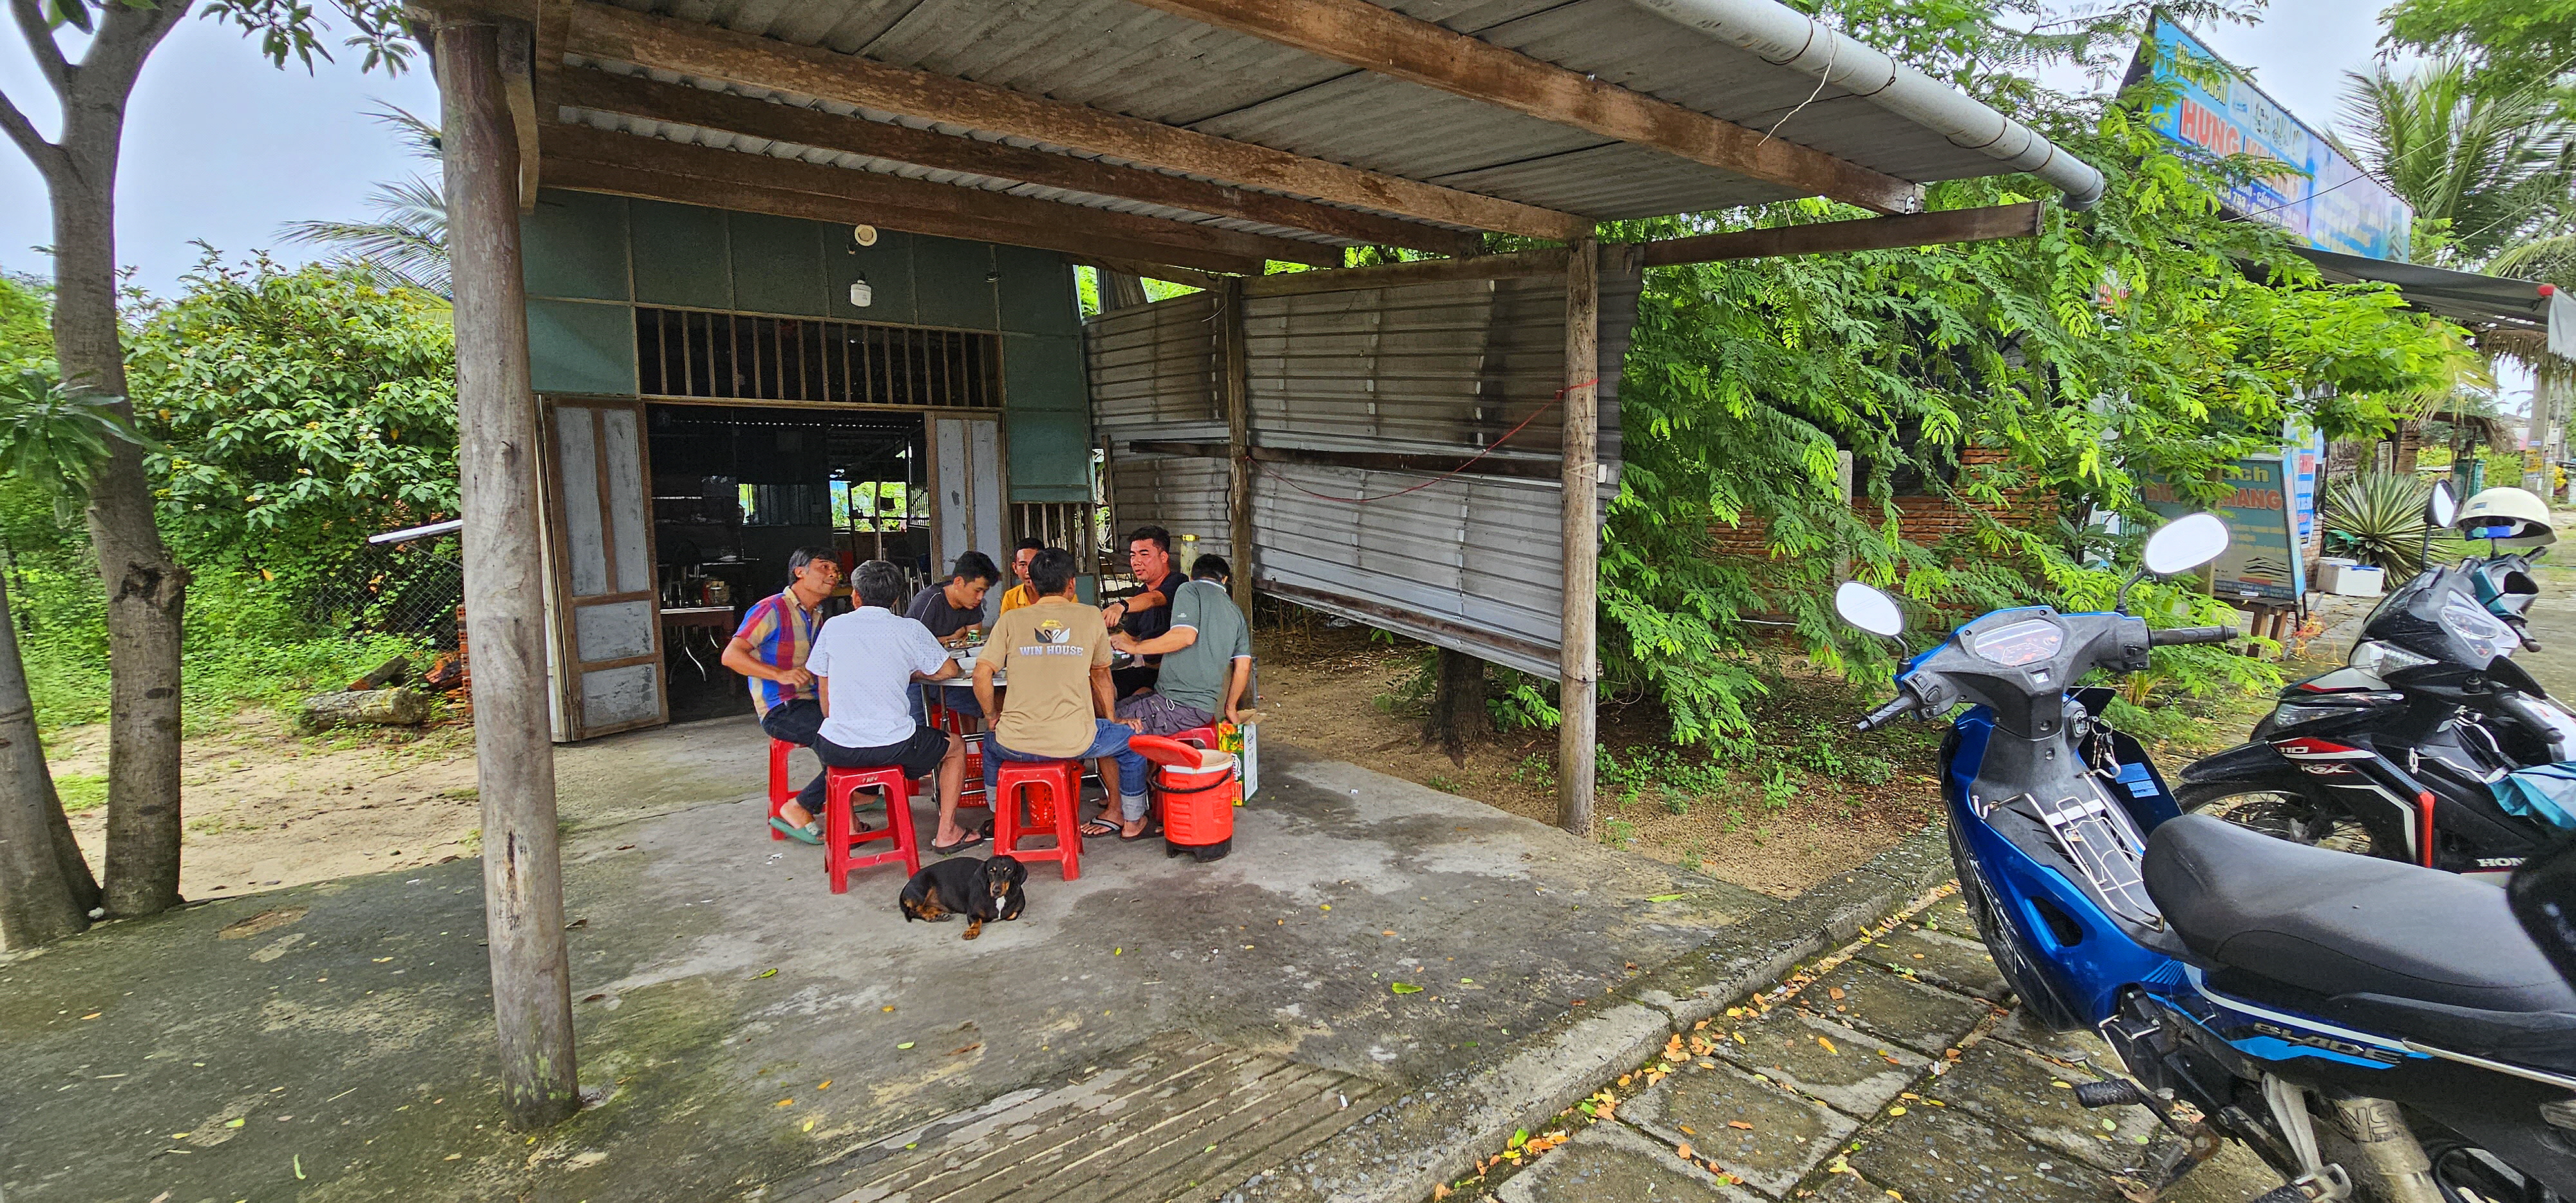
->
xmin=17 ymin=559 xmax=431 ymax=736
xmin=54 ymin=771 xmax=104 ymax=814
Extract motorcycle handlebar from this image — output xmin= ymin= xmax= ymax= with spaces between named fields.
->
xmin=1855 ymin=694 xmax=1915 ymax=734
xmin=2148 ymin=625 xmax=2239 ymax=647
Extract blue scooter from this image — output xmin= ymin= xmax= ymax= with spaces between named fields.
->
xmin=1837 ymin=513 xmax=2576 ymax=1202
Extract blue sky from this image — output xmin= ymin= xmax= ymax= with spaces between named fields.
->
xmin=0 ymin=0 xmax=2396 ymax=298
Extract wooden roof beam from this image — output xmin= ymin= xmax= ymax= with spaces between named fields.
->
xmin=1128 ymin=0 xmax=1924 ymax=216
xmin=557 ymin=69 xmax=1481 ymax=257
xmin=1637 ymin=202 xmax=2041 ymax=265
xmin=540 ymin=122 xmax=1303 ymax=275
xmin=562 ymin=0 xmax=1588 ymax=242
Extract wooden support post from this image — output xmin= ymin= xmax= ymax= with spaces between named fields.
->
xmin=439 ymin=20 xmax=582 ymax=1130
xmin=1557 ymin=237 xmax=1600 ymax=837
xmin=1221 ymin=276 xmax=1255 ymax=611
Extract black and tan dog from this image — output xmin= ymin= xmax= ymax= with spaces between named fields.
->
xmin=897 ymin=854 xmax=1027 ymax=939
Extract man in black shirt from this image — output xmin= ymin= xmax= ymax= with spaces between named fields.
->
xmin=908 ymin=551 xmax=999 ymax=722
xmin=1102 ymin=526 xmax=1180 ymax=697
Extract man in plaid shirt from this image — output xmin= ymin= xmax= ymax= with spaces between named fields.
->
xmin=721 ymin=547 xmax=841 ymax=842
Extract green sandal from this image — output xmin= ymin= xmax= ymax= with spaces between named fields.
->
xmin=769 ymin=816 xmax=822 ymax=845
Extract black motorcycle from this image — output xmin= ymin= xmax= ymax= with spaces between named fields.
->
xmin=2179 ymin=561 xmax=2576 ymax=878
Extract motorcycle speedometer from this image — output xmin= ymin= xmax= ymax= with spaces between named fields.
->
xmin=1969 ymin=618 xmax=2063 ymax=667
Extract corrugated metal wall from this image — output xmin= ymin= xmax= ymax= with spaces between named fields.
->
xmin=1090 ymin=292 xmax=1234 ymax=562
xmin=1084 ymin=253 xmax=1641 ymax=680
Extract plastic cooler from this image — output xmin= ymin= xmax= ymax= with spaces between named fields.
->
xmin=1130 ymin=734 xmax=1238 ymax=862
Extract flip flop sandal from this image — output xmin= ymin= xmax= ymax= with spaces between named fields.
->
xmin=930 ymin=830 xmax=988 ymax=857
xmin=1117 ymin=823 xmax=1163 ymax=843
xmin=1077 ymin=817 xmax=1123 ymax=838
xmin=769 ymin=816 xmax=822 ymax=845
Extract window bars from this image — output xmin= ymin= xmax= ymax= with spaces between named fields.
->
xmin=636 ymin=307 xmax=1001 ymax=408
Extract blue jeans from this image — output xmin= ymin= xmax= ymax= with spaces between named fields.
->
xmin=985 ymin=721 xmax=1151 ymax=822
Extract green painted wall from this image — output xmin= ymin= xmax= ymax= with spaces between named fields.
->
xmin=520 ymin=189 xmax=1091 ymax=499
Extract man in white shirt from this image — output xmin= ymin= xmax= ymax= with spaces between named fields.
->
xmin=803 ymin=560 xmax=978 ymax=854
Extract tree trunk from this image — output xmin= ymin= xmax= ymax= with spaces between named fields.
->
xmin=0 ymin=571 xmax=91 ymax=948
xmin=48 ymin=120 xmax=190 ymax=920
xmin=1423 ymin=648 xmax=1490 ymax=767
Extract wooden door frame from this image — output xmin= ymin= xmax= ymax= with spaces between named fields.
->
xmin=538 ymin=395 xmax=671 ymax=740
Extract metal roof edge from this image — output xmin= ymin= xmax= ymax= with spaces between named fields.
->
xmin=1617 ymin=0 xmax=2107 ymax=209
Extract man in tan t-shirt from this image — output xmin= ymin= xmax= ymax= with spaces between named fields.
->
xmin=976 ymin=547 xmax=1153 ymax=839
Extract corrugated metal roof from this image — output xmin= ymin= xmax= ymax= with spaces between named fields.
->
xmin=581 ymin=0 xmax=2085 ymax=228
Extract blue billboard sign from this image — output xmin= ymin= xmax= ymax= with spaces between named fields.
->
xmin=2134 ymin=18 xmax=2413 ymax=262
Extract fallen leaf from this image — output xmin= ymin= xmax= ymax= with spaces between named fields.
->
xmin=1434 ymin=1185 xmax=1452 ymax=1200
xmin=2051 ymin=1080 xmax=2074 ymax=1089
xmin=1510 ymin=1128 xmax=1529 ymax=1150
xmin=77 ymin=1012 xmax=100 ymax=1021
xmin=776 ymin=1098 xmax=795 ymax=1107
xmin=1888 ymin=1106 xmax=1908 ymax=1117
xmin=1728 ymin=1121 xmax=1754 ymax=1130
xmin=1817 ymin=1036 xmax=1839 ymax=1055
xmin=1827 ymin=987 xmax=1845 ymax=1001
xmin=1391 ymin=983 xmax=1423 ymax=994
xmin=1645 ymin=893 xmax=1685 ymax=902
xmin=817 ymin=1080 xmax=831 ymax=1090
xmin=581 ymin=993 xmax=607 ymax=1003
xmin=293 ymin=1154 xmax=306 ymax=1180
xmin=1678 ymin=1124 xmax=1697 ymax=1135
xmin=896 ymin=1042 xmax=916 ymax=1050
xmin=801 ymin=1119 xmax=815 ymax=1133
xmin=227 ymin=1119 xmax=247 ymax=1129
xmin=1676 ymin=1142 xmax=1694 ymax=1160
xmin=947 ymin=1044 xmax=980 ymax=1056
xmin=751 ymin=969 xmax=779 ymax=980
xmin=882 ymin=1005 xmax=895 ymax=1012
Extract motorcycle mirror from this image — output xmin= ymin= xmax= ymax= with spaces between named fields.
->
xmin=2141 ymin=513 xmax=2230 ymax=576
xmin=2429 ymin=480 xmax=2459 ymax=528
xmin=1834 ymin=581 xmax=1906 ymax=638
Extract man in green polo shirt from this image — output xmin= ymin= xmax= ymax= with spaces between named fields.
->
xmin=1109 ymin=554 xmax=1251 ymax=737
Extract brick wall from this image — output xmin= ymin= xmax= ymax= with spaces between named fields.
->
xmin=1709 ymin=447 xmax=2052 ymax=558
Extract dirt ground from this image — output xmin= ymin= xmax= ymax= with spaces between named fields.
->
xmin=1249 ymin=619 xmax=1944 ymax=898
xmin=46 ymin=714 xmax=483 ymax=900
xmin=39 ymin=601 xmax=2305 ymax=905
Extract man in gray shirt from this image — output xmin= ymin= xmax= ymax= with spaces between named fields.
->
xmin=1109 ymin=554 xmax=1252 ymax=737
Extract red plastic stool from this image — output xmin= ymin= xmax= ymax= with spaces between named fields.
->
xmin=1170 ymin=725 xmax=1220 ymax=750
xmin=767 ymin=737 xmax=797 ymax=839
xmin=822 ymin=764 xmax=920 ymax=893
xmin=992 ymin=759 xmax=1083 ymax=880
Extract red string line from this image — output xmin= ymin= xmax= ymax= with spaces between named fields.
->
xmin=1256 ymin=378 xmax=1600 ymax=505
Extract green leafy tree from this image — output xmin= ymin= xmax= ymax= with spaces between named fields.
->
xmin=129 ymin=254 xmax=459 ymax=600
xmin=0 ymin=0 xmax=412 ymax=918
xmin=2383 ymin=0 xmax=2576 ymax=95
xmin=1591 ymin=61 xmax=2458 ymax=744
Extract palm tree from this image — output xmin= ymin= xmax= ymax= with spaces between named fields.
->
xmin=278 ymin=103 xmax=449 ymax=296
xmin=2340 ymin=56 xmax=2573 ymax=267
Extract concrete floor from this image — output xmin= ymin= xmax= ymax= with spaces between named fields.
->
xmin=0 ymin=734 xmax=1768 ymax=1203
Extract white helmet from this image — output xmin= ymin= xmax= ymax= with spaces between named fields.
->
xmin=2456 ymin=486 xmax=2557 ymax=547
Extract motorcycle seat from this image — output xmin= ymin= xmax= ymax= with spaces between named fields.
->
xmin=2144 ymin=814 xmax=2576 ymax=1016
